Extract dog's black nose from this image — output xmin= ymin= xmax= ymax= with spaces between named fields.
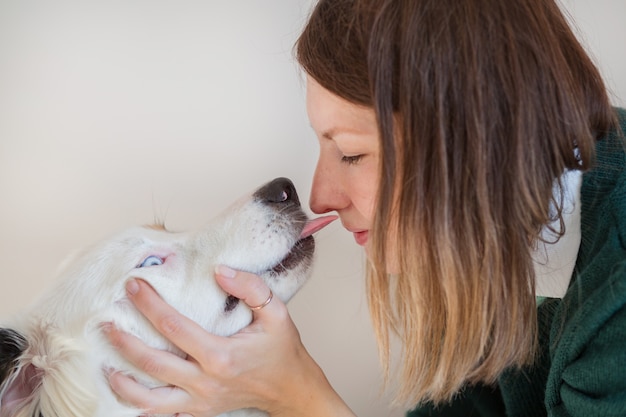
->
xmin=255 ymin=177 xmax=300 ymax=206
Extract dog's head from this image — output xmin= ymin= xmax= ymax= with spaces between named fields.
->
xmin=0 ymin=177 xmax=336 ymax=417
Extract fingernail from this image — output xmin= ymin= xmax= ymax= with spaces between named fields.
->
xmin=126 ymin=278 xmax=140 ymax=296
xmin=103 ymin=366 xmax=115 ymax=378
xmin=100 ymin=322 xmax=112 ymax=333
xmin=216 ymin=265 xmax=236 ymax=278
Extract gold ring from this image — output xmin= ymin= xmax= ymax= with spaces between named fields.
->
xmin=248 ymin=290 xmax=273 ymax=311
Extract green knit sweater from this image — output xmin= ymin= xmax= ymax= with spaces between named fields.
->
xmin=407 ymin=108 xmax=626 ymax=417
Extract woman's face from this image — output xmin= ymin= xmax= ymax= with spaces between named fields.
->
xmin=306 ymin=76 xmax=380 ymax=250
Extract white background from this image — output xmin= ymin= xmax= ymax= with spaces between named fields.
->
xmin=1 ymin=1 xmax=624 ymax=416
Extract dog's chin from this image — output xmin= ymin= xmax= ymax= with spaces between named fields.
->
xmin=222 ymin=236 xmax=314 ymax=314
xmin=269 ymin=235 xmax=315 ymax=275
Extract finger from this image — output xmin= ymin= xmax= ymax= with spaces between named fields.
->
xmin=124 ymin=278 xmax=225 ymax=361
xmin=104 ymin=322 xmax=201 ymax=388
xmin=214 ymin=266 xmax=284 ymax=318
xmin=109 ymin=371 xmax=191 ymax=415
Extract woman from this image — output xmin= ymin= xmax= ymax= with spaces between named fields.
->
xmin=106 ymin=0 xmax=626 ymax=415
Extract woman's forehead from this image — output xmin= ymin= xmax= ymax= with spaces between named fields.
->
xmin=306 ymin=76 xmax=377 ymax=136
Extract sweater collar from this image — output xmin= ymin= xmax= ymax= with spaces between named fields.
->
xmin=533 ymin=169 xmax=582 ymax=298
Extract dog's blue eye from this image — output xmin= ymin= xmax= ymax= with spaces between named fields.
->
xmin=137 ymin=256 xmax=163 ymax=268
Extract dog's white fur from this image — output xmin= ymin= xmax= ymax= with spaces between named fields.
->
xmin=0 ymin=178 xmax=327 ymax=417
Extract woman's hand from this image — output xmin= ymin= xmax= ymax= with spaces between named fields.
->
xmin=104 ymin=266 xmax=355 ymax=417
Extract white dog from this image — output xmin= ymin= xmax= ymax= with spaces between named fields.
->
xmin=0 ymin=177 xmax=336 ymax=417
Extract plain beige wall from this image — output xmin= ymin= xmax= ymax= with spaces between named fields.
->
xmin=0 ymin=2 xmax=624 ymax=416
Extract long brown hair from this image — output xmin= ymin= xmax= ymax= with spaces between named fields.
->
xmin=297 ymin=0 xmax=617 ymax=406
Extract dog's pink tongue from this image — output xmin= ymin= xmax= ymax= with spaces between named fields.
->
xmin=300 ymin=215 xmax=338 ymax=239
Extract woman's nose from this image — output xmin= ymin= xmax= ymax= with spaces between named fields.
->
xmin=309 ymin=159 xmax=347 ymax=215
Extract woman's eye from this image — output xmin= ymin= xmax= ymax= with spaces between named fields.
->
xmin=137 ymin=255 xmax=164 ymax=268
xmin=341 ymin=154 xmax=364 ymax=165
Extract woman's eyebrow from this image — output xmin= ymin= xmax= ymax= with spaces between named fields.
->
xmin=319 ymin=126 xmax=371 ymax=140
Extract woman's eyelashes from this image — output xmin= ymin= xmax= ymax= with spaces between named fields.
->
xmin=341 ymin=154 xmax=364 ymax=165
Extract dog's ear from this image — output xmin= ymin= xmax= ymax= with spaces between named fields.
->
xmin=0 ymin=328 xmax=27 ymax=383
xmin=0 ymin=328 xmax=40 ymax=417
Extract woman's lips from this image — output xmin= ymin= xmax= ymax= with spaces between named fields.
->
xmin=353 ymin=230 xmax=369 ymax=246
